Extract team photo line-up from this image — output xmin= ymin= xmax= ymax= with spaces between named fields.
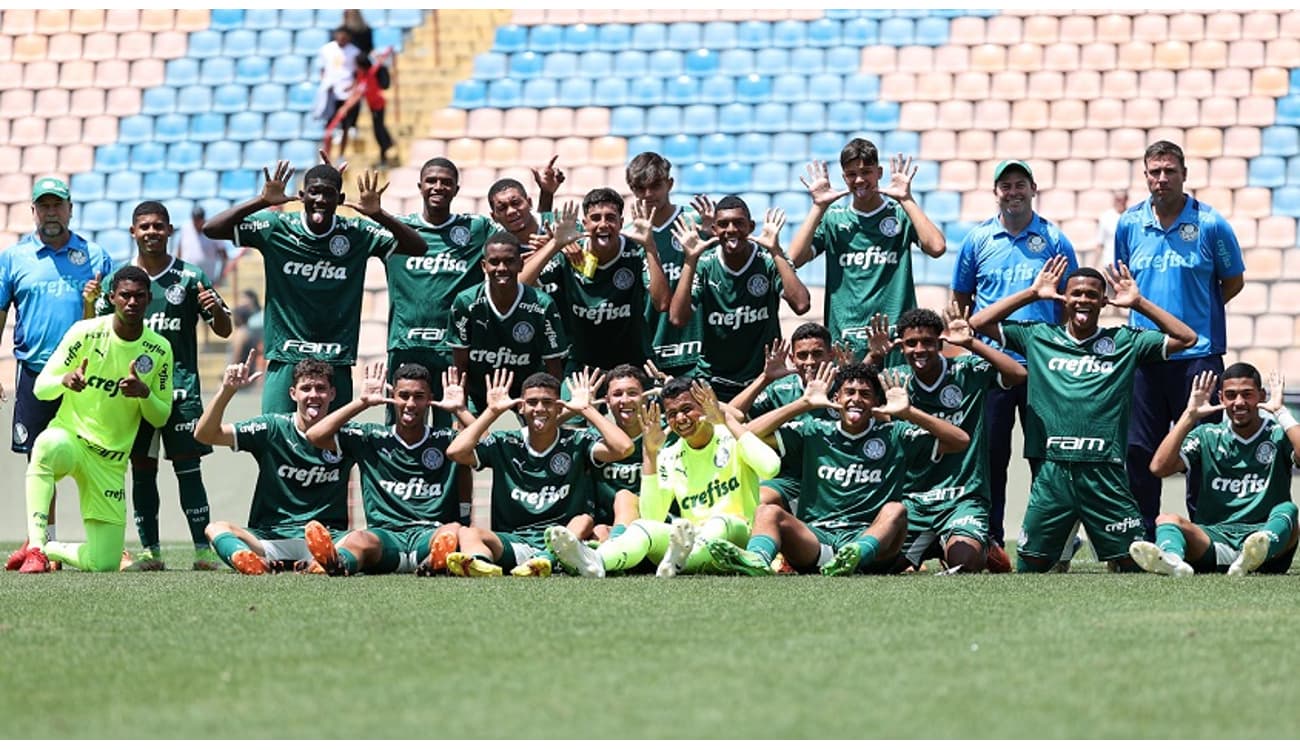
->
xmin=5 ymin=134 xmax=1295 ymax=580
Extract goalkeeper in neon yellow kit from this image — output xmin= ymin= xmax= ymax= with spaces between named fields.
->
xmin=14 ymin=265 xmax=174 ymax=573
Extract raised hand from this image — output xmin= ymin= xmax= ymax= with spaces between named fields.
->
xmin=119 ymin=359 xmax=151 ymax=398
xmin=881 ymin=153 xmax=918 ymax=203
xmin=866 ymin=312 xmax=896 ymax=362
xmin=761 ymin=338 xmax=794 ymax=382
xmin=831 ymin=341 xmax=857 ymax=367
xmin=803 ymin=361 xmax=839 ymax=410
xmin=433 ymin=366 xmax=468 ymax=413
xmin=222 ymin=349 xmax=263 ymax=390
xmin=1185 ymin=370 xmax=1224 ymax=419
xmin=1102 ymin=260 xmax=1142 ymax=309
xmin=690 ymin=379 xmax=726 ymax=425
xmin=531 ymin=155 xmax=565 ymax=195
xmin=941 ymin=300 xmax=974 ymax=349
xmin=1031 ymin=255 xmax=1069 ymax=303
xmin=621 ymin=199 xmax=654 ymax=247
xmin=196 ymin=282 xmax=221 ymax=314
xmin=799 ymin=160 xmax=851 ymax=207
xmin=317 ymin=148 xmax=347 ymax=177
xmin=638 ymin=400 xmax=666 ymax=455
xmin=561 ymin=366 xmax=606 ymax=413
xmin=872 ymin=370 xmax=911 ymax=418
xmin=63 ymin=358 xmax=89 ymax=392
xmin=82 ymin=272 xmax=103 ymax=305
xmin=1264 ymin=371 xmax=1286 ymax=414
xmin=690 ymin=194 xmax=716 ymax=236
xmin=642 ymin=359 xmax=669 ymax=387
xmin=484 ymin=369 xmax=521 ymax=414
xmin=345 ymin=169 xmax=388 ymax=217
xmin=358 ymin=361 xmax=395 ymax=407
xmin=752 ymin=208 xmax=786 ymax=253
xmin=671 ymin=213 xmax=718 ymax=263
xmin=260 ymin=160 xmax=294 ymax=206
xmin=551 ymin=200 xmax=589 ymax=255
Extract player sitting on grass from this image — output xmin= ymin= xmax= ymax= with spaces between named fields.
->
xmin=1130 ymin=367 xmax=1300 ymax=577
xmin=196 ymin=356 xmax=353 ymax=575
xmin=545 ymin=377 xmax=781 ymax=579
xmin=887 ymin=304 xmax=1027 ymax=574
xmin=445 ymin=368 xmax=633 ymax=577
xmin=587 ymin=364 xmax=654 ymax=543
xmin=704 ymin=362 xmax=970 ymax=576
xmin=301 ymin=362 xmax=475 ymax=576
xmin=968 ymin=257 xmax=1197 ymax=572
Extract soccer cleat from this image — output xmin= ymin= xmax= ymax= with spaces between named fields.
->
xmin=303 ymin=560 xmax=327 ymax=575
xmin=545 ymin=526 xmax=605 ymax=579
xmin=122 ymin=549 xmax=166 ymax=572
xmin=193 ymin=548 xmax=222 ymax=571
xmin=705 ymin=538 xmax=773 ymax=576
xmin=304 ymin=521 xmax=344 ymax=576
xmin=6 ymin=541 xmax=29 ymax=571
xmin=656 ymin=518 xmax=696 ymax=578
xmin=18 ymin=547 xmax=50 ymax=574
xmin=821 ymin=544 xmax=862 ymax=576
xmin=426 ymin=528 xmax=458 ymax=573
xmin=771 ymin=553 xmax=796 ymax=575
xmin=1227 ymin=531 xmax=1271 ymax=577
xmin=510 ymin=558 xmax=552 ymax=577
xmin=446 ymin=552 xmax=502 ymax=578
xmin=229 ymin=549 xmax=270 ymax=576
xmin=1129 ymin=541 xmax=1193 ymax=578
xmin=985 ymin=543 xmax=1012 ymax=574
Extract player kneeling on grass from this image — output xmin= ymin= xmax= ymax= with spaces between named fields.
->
xmin=445 ymin=368 xmax=633 ymax=577
xmin=587 ymin=364 xmax=655 ymax=543
xmin=546 ymin=377 xmax=781 ymax=579
xmin=301 ymin=362 xmax=476 ymax=576
xmin=1130 ymin=367 xmax=1300 ymax=577
xmin=196 ymin=356 xmax=353 ymax=575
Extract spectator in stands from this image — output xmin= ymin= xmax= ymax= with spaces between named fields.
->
xmin=343 ymin=9 xmax=374 ymax=56
xmin=177 ymin=206 xmax=228 ymax=285
xmin=316 ymin=27 xmax=361 ymax=160
xmin=229 ymin=290 xmax=263 ymax=372
xmin=355 ymin=53 xmax=395 ymax=168
xmin=1093 ymin=190 xmax=1128 ymax=270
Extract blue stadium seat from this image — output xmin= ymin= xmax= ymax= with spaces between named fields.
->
xmin=625 ymin=135 xmax=661 ymax=158
xmin=452 ymin=80 xmax=487 ymax=109
xmin=242 ymin=140 xmax=279 ymax=169
xmin=879 ymin=18 xmax=915 ymax=45
xmin=789 ymin=102 xmax=827 ymax=132
xmin=719 ymin=49 xmax=755 ymax=77
xmin=294 ymin=30 xmax=324 ymax=56
xmin=265 ymin=111 xmax=300 ymax=140
xmin=221 ymin=30 xmax=256 ymax=59
xmin=736 ymin=74 xmax=771 ymax=104
xmin=700 ymin=133 xmax=736 ymax=164
xmin=773 ymin=190 xmax=809 ymax=225
xmin=716 ymin=162 xmax=751 ymax=194
xmin=543 ymin=52 xmax=579 ymax=79
xmin=235 ymin=57 xmax=271 ymax=86
xmin=610 ymin=107 xmax=645 ymax=136
xmin=628 ymin=76 xmax=664 ymax=106
xmin=387 ymin=9 xmax=424 ymax=27
xmin=809 ymin=73 xmax=844 ymax=102
xmin=82 ymin=201 xmax=118 ymax=231
xmin=883 ymin=131 xmax=920 ymax=156
xmin=666 ymin=22 xmax=702 ymax=51
xmin=271 ymin=57 xmax=307 ymax=84
xmin=593 ymin=76 xmax=628 ymax=106
xmin=219 ymin=170 xmax=258 ymax=200
xmin=739 ymin=192 xmax=770 ymax=218
xmin=844 ymin=73 xmax=882 ymax=102
xmin=718 ymin=103 xmax=754 ymax=134
xmin=562 ymin=23 xmax=597 ymax=52
xmin=1261 ymin=126 xmax=1299 ymax=156
xmin=258 ymin=29 xmax=293 ymax=58
xmin=863 ymin=101 xmax=900 ymax=130
xmin=576 ymin=51 xmax=612 ymax=77
xmin=912 ymin=160 xmax=940 ymax=192
xmin=755 ymin=49 xmax=790 ymax=77
xmin=154 ymin=114 xmax=188 ymax=144
xmin=661 ymin=134 xmax=699 ymax=163
xmin=315 ymin=9 xmax=343 ymax=28
xmin=246 ymin=83 xmax=283 ymax=113
xmin=487 ymin=79 xmax=522 ymax=108
xmin=166 ymin=58 xmax=200 ymax=87
xmin=922 ymin=191 xmax=960 ymax=223
xmin=773 ymin=133 xmax=809 ymax=162
xmin=681 ymin=105 xmax=717 ymax=136
xmin=190 ymin=113 xmax=226 ymax=143
xmin=70 ymin=172 xmax=106 ymax=202
xmin=665 ymin=75 xmax=698 ymax=105
xmin=285 ymin=83 xmax=315 ymax=112
xmin=144 ymin=170 xmax=181 ymax=198
xmin=281 ymin=139 xmax=318 ymax=167
xmin=1276 ymin=96 xmax=1300 ymax=126
xmin=1288 ymin=156 xmax=1300 ymax=184
xmin=523 ymin=78 xmax=558 ymax=108
xmin=685 ymin=49 xmax=720 ymax=77
xmin=529 ymin=24 xmax=563 ymax=53
xmin=189 ymin=30 xmax=223 ymax=59
xmin=244 ymin=9 xmax=279 ymax=29
xmin=645 ymin=105 xmax=682 ymax=136
xmin=196 ymin=198 xmax=232 ymax=218
xmin=597 ymin=24 xmax=632 ymax=52
xmin=494 ymin=25 xmax=528 ymax=54
xmin=279 ymin=9 xmax=316 ymax=29
xmin=141 ymin=86 xmax=176 ymax=115
xmin=772 ymin=20 xmax=807 ymax=48
xmin=649 ymin=50 xmax=684 ymax=77
xmin=702 ymin=22 xmax=738 ymax=50
xmin=807 ymin=18 xmax=842 ymax=47
xmin=212 ymin=84 xmax=248 ymax=114
xmin=914 ymin=252 xmax=957 ymax=286
xmin=558 ymin=78 xmax=592 ymax=107
xmin=166 ymin=142 xmax=202 ymax=171
xmin=676 ymin=163 xmax=715 ymax=195
xmin=809 ymin=131 xmax=844 ymax=162
xmin=176 ymin=85 xmax=212 ymax=115
xmin=825 ymin=9 xmax=861 ymax=20
xmin=96 ymin=230 xmax=133 ymax=264
xmin=201 ymin=58 xmax=235 ymax=86
xmin=129 ymin=142 xmax=166 ymax=172
xmin=825 ymin=46 xmax=861 ymax=75
xmin=843 ymin=17 xmax=879 ymax=46
xmin=753 ymin=163 xmax=788 ymax=192
xmin=859 ymin=8 xmax=894 ymax=19
xmin=751 ymin=103 xmax=789 ymax=133
xmin=229 ymin=111 xmax=266 ymax=141
xmin=612 ymin=50 xmax=648 ymax=78
xmin=209 ymin=9 xmax=244 ymax=32
xmin=699 ymin=75 xmax=735 ymax=103
xmin=737 ymin=21 xmax=771 ymax=48
xmin=374 ymin=27 xmax=404 ymax=53
xmin=1272 ymin=187 xmax=1300 ymax=217
xmin=301 ymin=117 xmax=324 ymax=143
xmin=790 ymin=48 xmax=825 ymax=75
xmin=105 ymin=171 xmax=142 ymax=202
xmin=1291 ymin=68 xmax=1300 ymax=94
xmin=944 ymin=220 xmax=977 ymax=248
xmin=181 ymin=170 xmax=219 ymax=200
xmin=915 ymin=16 xmax=950 ymax=46
xmin=119 ymin=115 xmax=154 ymax=145
xmin=736 ymin=132 xmax=771 ymax=163
xmin=204 ymin=141 xmax=243 ymax=171
xmin=1248 ymin=157 xmax=1287 ymax=188
xmin=632 ymin=23 xmax=667 ymax=51
xmin=772 ymin=74 xmax=806 ymax=103
xmin=509 ymin=51 xmax=543 ymax=79
xmin=96 ymin=144 xmax=129 ymax=172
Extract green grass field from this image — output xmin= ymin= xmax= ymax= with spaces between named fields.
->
xmin=3 ymin=547 xmax=1299 ymax=739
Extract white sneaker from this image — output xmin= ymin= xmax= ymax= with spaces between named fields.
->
xmin=1129 ymin=540 xmax=1193 ymax=577
xmin=1227 ymin=531 xmax=1271 ymax=577
xmin=544 ymin=526 xmax=604 ymax=579
xmin=656 ymin=518 xmax=696 ymax=578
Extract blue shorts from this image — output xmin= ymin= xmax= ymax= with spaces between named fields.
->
xmin=12 ymin=363 xmax=61 ymax=454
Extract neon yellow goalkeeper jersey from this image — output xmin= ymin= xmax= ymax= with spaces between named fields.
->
xmin=639 ymin=424 xmax=780 ymax=526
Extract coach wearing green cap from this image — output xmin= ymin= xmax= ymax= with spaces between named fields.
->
xmin=0 ymin=175 xmax=112 ymax=567
xmin=950 ymin=159 xmax=1080 ymax=566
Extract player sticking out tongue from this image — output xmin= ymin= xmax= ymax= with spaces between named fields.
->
xmin=298 ymin=164 xmax=345 ymax=234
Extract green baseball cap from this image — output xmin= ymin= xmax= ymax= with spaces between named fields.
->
xmin=32 ymin=177 xmax=71 ymax=202
xmin=992 ymin=160 xmax=1034 ymax=184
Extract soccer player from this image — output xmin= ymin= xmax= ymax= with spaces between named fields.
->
xmin=13 ymin=266 xmax=174 ymax=573
xmin=1130 ymin=368 xmax=1299 ymax=577
xmin=93 ymin=202 xmax=232 ymax=572
xmin=1116 ymin=140 xmax=1246 ymax=535
xmin=302 ymin=362 xmax=474 ymax=576
xmin=950 ymin=159 xmax=1079 ymax=557
xmin=787 ymin=141 xmax=946 ymax=359
xmin=546 ymin=377 xmax=782 ymax=579
xmin=968 ymin=257 xmax=1197 ymax=572
xmin=445 ymin=368 xmax=633 ymax=577
xmin=487 ymin=155 xmax=563 ymax=248
xmin=195 ymin=356 xmax=353 ymax=575
xmin=888 ymin=305 xmax=1027 ymax=573
xmin=2 ymin=177 xmax=113 ymax=567
xmin=587 ymin=364 xmax=652 ymax=541
xmin=202 ymin=161 xmax=426 ymax=412
xmin=669 ymin=198 xmax=810 ymax=401
xmin=523 ymin=191 xmax=669 ymax=373
xmin=448 ymin=231 xmax=567 ymax=411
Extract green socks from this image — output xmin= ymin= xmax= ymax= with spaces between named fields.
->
xmin=745 ymin=534 xmax=778 ymax=566
xmin=131 ymin=466 xmax=161 ymax=551
xmin=599 ymin=522 xmax=655 ymax=572
xmin=1155 ymin=523 xmax=1186 ymax=559
xmin=854 ymin=535 xmax=881 ymax=569
xmin=1264 ymin=502 xmax=1297 ymax=558
xmin=338 ymin=548 xmax=359 ymax=575
xmin=173 ymin=459 xmax=212 ymax=548
xmin=212 ymin=532 xmax=251 ymax=568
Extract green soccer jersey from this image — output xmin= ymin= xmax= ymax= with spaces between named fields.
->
xmin=749 ymin=374 xmax=836 ymax=421
xmin=889 ymin=355 xmax=1002 ymax=507
xmin=590 ymin=430 xmax=642 ymax=526
xmin=447 ymin=282 xmax=569 ymax=407
xmin=690 ymin=243 xmax=783 ymax=388
xmin=386 ymin=213 xmax=491 ymax=353
xmin=812 ymin=203 xmax=920 ymax=353
xmin=641 ymin=424 xmax=781 ymax=527
xmin=646 ymin=205 xmax=703 ymax=373
xmin=776 ymin=417 xmax=934 ymax=529
xmin=475 ymin=427 xmax=598 ymax=535
xmin=1000 ymin=322 xmax=1167 ymax=464
xmin=539 ymin=236 xmax=652 ymax=370
xmin=232 ymin=413 xmax=353 ymax=538
xmin=1180 ymin=420 xmax=1298 ymax=527
xmin=234 ymin=210 xmax=396 ymax=365
xmin=35 ymin=316 xmax=174 ymax=460
xmin=334 ymin=422 xmax=463 ymax=530
xmin=96 ymin=257 xmax=226 ymax=401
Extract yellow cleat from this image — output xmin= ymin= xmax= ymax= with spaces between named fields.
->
xmin=510 ymin=558 xmax=552 ymax=577
xmin=447 ymin=552 xmax=502 ymax=578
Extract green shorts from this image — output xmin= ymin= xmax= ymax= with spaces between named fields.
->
xmin=1191 ymin=519 xmax=1298 ymax=574
xmin=262 ymin=360 xmax=354 ymax=414
xmin=496 ymin=530 xmax=547 ymax=570
xmin=760 ymin=475 xmax=801 ymax=512
xmin=900 ymin=496 xmax=989 ymax=567
xmin=29 ymin=427 xmax=129 ymax=525
xmin=370 ymin=525 xmax=445 ymax=574
xmin=131 ymin=389 xmax=212 ymax=461
xmin=806 ymin=524 xmax=898 ymax=574
xmin=387 ymin=349 xmax=454 ymax=429
xmin=1019 ymin=460 xmax=1144 ymax=563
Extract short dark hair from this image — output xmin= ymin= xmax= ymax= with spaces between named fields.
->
xmin=604 ymin=364 xmax=648 ymax=392
xmin=840 ymin=138 xmax=880 ymax=167
xmin=302 ymin=164 xmax=343 ymax=191
xmin=791 ymin=322 xmax=832 ymax=347
xmin=488 ymin=178 xmax=528 ymax=204
xmin=292 ymin=359 xmax=335 ymax=387
xmin=1144 ymin=140 xmax=1185 ymax=170
xmin=1066 ymin=267 xmax=1107 ymax=287
xmin=831 ymin=362 xmax=884 ymax=404
xmin=583 ymin=187 xmax=624 ymax=216
xmin=895 ymin=308 xmax=944 ymax=337
xmin=714 ymin=194 xmax=750 ymax=219
xmin=1221 ymin=362 xmax=1263 ymax=388
xmin=111 ymin=265 xmax=151 ymax=292
xmin=483 ymin=230 xmax=521 ymax=257
xmin=420 ymin=157 xmax=459 ymax=182
xmin=392 ymin=363 xmax=433 ymax=390
xmin=132 ymin=201 xmax=169 ymax=223
xmin=626 ymin=152 xmax=672 ymax=189
xmin=660 ymin=376 xmax=696 ymax=402
xmin=520 ymin=372 xmax=561 ymax=396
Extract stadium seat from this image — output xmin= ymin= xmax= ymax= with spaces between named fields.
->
xmin=649 ymin=50 xmax=684 ymax=77
xmin=1261 ymin=126 xmax=1299 ymax=156
xmin=243 ymin=83 xmax=285 ymax=114
xmin=612 ymin=50 xmax=648 ymax=78
xmin=1277 ymin=95 xmax=1300 ymax=126
xmin=700 ymin=133 xmax=736 ymax=164
xmin=494 ymin=25 xmax=528 ymax=54
xmin=70 ymin=172 xmax=106 ymax=202
xmin=593 ymin=77 xmax=628 ymax=106
xmin=264 ymin=111 xmax=299 ymax=140
xmin=715 ymin=162 xmax=751 ymax=193
xmin=96 ymin=143 xmax=130 ymax=173
xmin=543 ymin=52 xmax=578 ymax=79
xmin=596 ymin=24 xmax=632 ymax=52
xmin=809 ymin=131 xmax=844 ymax=162
xmin=751 ymin=102 xmax=790 ymax=133
xmin=118 ymin=115 xmax=153 ymax=145
xmin=626 ymin=135 xmax=661 ymax=158
xmin=105 ymin=171 xmax=142 ymax=202
xmin=863 ymin=101 xmax=901 ymax=130
xmin=509 ymin=51 xmax=543 ymax=79
xmin=791 ymin=48 xmax=827 ymax=75
xmin=736 ymin=132 xmax=772 ymax=163
xmin=922 ymin=190 xmax=960 ymax=223
xmin=843 ymin=17 xmax=879 ymax=46
xmin=578 ymin=51 xmax=613 ymax=78
xmin=700 ymin=75 xmax=735 ymax=103
xmin=235 ymin=57 xmax=271 ymax=86
xmin=144 ymin=169 xmax=181 ymax=198
xmin=773 ymin=20 xmax=807 ymax=49
xmin=772 ymin=74 xmax=806 ymax=103
xmin=1274 ymin=186 xmax=1300 ymax=217
xmin=676 ymin=163 xmax=714 ymax=195
xmin=666 ymin=22 xmax=703 ymax=51
xmin=609 ymin=107 xmax=645 ymax=136
xmin=522 ymin=79 xmax=557 ymax=108
xmin=166 ymin=142 xmax=202 ymax=171
xmin=528 ymin=24 xmax=563 ymax=53
xmin=562 ymin=23 xmax=597 ymax=52
xmin=718 ymin=103 xmax=755 ymax=134
xmin=628 ymin=76 xmax=665 ymax=106
xmin=703 ymin=22 xmax=738 ymax=49
xmin=258 ymin=29 xmax=293 ymax=58
xmin=181 ymin=170 xmax=219 ymax=200
xmin=204 ymin=140 xmax=243 ymax=171
xmin=807 ymin=18 xmax=842 ymax=47
xmin=244 ymin=9 xmax=279 ymax=29
xmin=279 ymin=9 xmax=316 ymax=30
xmin=241 ymin=140 xmax=279 ymax=170
xmin=772 ymin=132 xmax=810 ymax=163
xmin=916 ymin=16 xmax=950 ymax=46
xmin=661 ymin=134 xmax=699 ymax=163
xmin=387 ymin=9 xmax=424 ymax=28
xmin=645 ymin=105 xmax=682 ymax=136
xmin=81 ymin=200 xmax=117 ymax=231
xmin=176 ymin=85 xmax=212 ymax=115
xmin=281 ymin=139 xmax=318 ymax=167
xmin=753 ymin=162 xmax=789 ymax=192
xmin=790 ymin=102 xmax=827 ymax=132
xmin=218 ymin=169 xmax=258 ymax=200
xmin=190 ymin=113 xmax=226 ymax=143
xmin=737 ymin=20 xmax=771 ymax=48
xmin=755 ymin=49 xmax=791 ymax=77
xmin=685 ymin=49 xmax=720 ymax=77
xmin=719 ymin=49 xmax=755 ymax=77
xmin=166 ymin=58 xmax=200 ymax=87
xmin=737 ymin=74 xmax=772 ymax=104
xmin=188 ymin=30 xmax=222 ymax=59
xmin=843 ymin=73 xmax=882 ymax=102
xmin=487 ymin=79 xmax=522 ymax=108
xmin=209 ymin=9 xmax=244 ymax=32
xmin=129 ymin=142 xmax=166 ymax=172
xmin=1248 ymin=156 xmax=1287 ymax=188
xmin=452 ymin=80 xmax=487 ymax=109
xmin=210 ymin=84 xmax=248 ymax=114
xmin=559 ymin=78 xmax=593 ymax=108
xmin=270 ymin=57 xmax=307 ymax=85
xmin=201 ymin=58 xmax=235 ymax=86
xmin=141 ymin=86 xmax=177 ymax=115
xmin=95 ymin=230 xmax=133 ymax=264
xmin=665 ymin=75 xmax=698 ymax=105
xmin=632 ymin=23 xmax=667 ymax=50
xmin=884 ymin=131 xmax=921 ymax=156
xmin=681 ymin=105 xmax=718 ymax=136
xmin=473 ymin=52 xmax=507 ymax=80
